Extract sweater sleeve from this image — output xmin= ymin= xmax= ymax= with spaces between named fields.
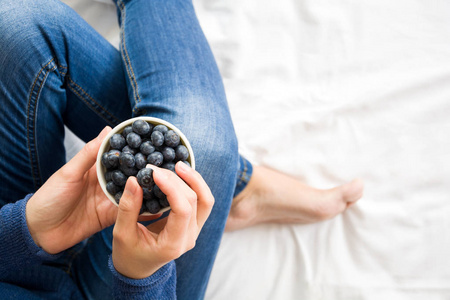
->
xmin=109 ymin=256 xmax=177 ymax=300
xmin=0 ymin=194 xmax=62 ymax=280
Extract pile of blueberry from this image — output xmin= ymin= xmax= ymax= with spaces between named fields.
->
xmin=101 ymin=119 xmax=191 ymax=214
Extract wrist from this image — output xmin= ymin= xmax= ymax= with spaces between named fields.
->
xmin=112 ymin=250 xmax=162 ymax=279
xmin=25 ymin=198 xmax=42 ymax=249
xmin=108 ymin=256 xmax=177 ymax=298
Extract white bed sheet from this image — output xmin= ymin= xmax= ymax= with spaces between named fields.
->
xmin=63 ymin=0 xmax=450 ymax=299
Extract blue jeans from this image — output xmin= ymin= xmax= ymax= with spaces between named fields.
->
xmin=0 ymin=0 xmax=253 ymax=299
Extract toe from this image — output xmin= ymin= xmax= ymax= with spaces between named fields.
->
xmin=342 ymin=178 xmax=364 ymax=203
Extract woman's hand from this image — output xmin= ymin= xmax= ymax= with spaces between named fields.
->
xmin=112 ymin=162 xmax=214 ymax=279
xmin=26 ymin=127 xmax=118 ymax=254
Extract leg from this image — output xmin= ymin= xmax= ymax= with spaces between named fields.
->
xmin=111 ymin=0 xmax=364 ymax=237
xmin=0 ymin=0 xmax=130 ymax=206
xmin=0 ymin=0 xmax=130 ymax=296
xmin=114 ymin=0 xmax=238 ymax=298
xmin=226 ymin=165 xmax=364 ymax=231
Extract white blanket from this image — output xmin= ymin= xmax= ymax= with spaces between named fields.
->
xmin=63 ymin=0 xmax=450 ymax=299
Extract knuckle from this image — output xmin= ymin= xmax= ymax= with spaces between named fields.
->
xmin=205 ymin=195 xmax=215 ymax=208
xmin=188 ymin=240 xmax=196 ymax=251
xmin=165 ymin=169 xmax=178 ymax=181
xmin=186 ymin=191 xmax=197 ymax=204
xmin=164 ymin=247 xmax=184 ymax=260
xmin=58 ymin=166 xmax=73 ymax=179
xmin=118 ymin=196 xmax=134 ymax=213
xmin=177 ymin=205 xmax=192 ymax=219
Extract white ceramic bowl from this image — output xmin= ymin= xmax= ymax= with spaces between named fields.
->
xmin=96 ymin=116 xmax=195 ymax=215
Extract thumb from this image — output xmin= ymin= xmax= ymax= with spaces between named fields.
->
xmin=64 ymin=126 xmax=111 ymax=179
xmin=115 ymin=177 xmax=143 ymax=230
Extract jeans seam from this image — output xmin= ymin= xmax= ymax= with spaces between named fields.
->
xmin=117 ymin=0 xmax=142 ymax=114
xmin=27 ymin=59 xmax=57 ymax=190
xmin=237 ymin=157 xmax=249 ymax=186
xmin=59 ymin=65 xmax=67 ymax=76
xmin=66 ymin=77 xmax=121 ymax=126
xmin=234 ymin=156 xmax=252 ymax=198
xmin=59 ymin=65 xmax=118 ymax=124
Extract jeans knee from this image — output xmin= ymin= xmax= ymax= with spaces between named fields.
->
xmin=138 ymin=93 xmax=239 ymax=175
xmin=186 ymin=115 xmax=239 ymax=181
xmin=0 ymin=0 xmax=71 ymax=59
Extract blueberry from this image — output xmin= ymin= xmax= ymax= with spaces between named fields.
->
xmin=135 ymin=152 xmax=147 ymax=169
xmin=145 ymin=199 xmax=161 ymax=214
xmin=137 ymin=168 xmax=154 ymax=188
xmin=162 ymin=162 xmax=176 ymax=172
xmin=106 ymin=181 xmax=121 ymax=195
xmin=119 ymin=152 xmax=135 ymax=168
xmin=141 ymin=126 xmax=154 ymax=138
xmin=107 ymin=150 xmax=121 ymax=168
xmin=126 ymin=132 xmax=142 ymax=149
xmin=182 ymin=160 xmax=191 ymax=167
xmin=120 ymin=164 xmax=139 ymax=176
xmin=143 ymin=188 xmax=153 ymax=200
xmin=121 ymin=126 xmax=133 ymax=138
xmin=153 ymin=184 xmax=165 ymax=199
xmin=154 ymin=145 xmax=165 ymax=153
xmin=164 ymin=130 xmax=180 ymax=147
xmin=105 ymin=171 xmax=113 ymax=182
xmin=132 ymin=119 xmax=151 ymax=136
xmin=101 ymin=152 xmax=113 ymax=169
xmin=112 ymin=170 xmax=127 ymax=186
xmin=158 ymin=195 xmax=169 ymax=208
xmin=175 ymin=145 xmax=189 ymax=161
xmin=161 ymin=147 xmax=176 ymax=162
xmin=151 ymin=131 xmax=164 ymax=147
xmin=122 ymin=145 xmax=137 ymax=155
xmin=147 ymin=151 xmax=164 ymax=167
xmin=140 ymin=141 xmax=155 ymax=156
xmin=153 ymin=124 xmax=168 ymax=134
xmin=110 ymin=134 xmax=126 ymax=150
xmin=114 ymin=191 xmax=123 ymax=204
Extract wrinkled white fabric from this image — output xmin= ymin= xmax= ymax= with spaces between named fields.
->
xmin=64 ymin=0 xmax=450 ymax=299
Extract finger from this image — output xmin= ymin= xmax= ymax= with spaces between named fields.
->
xmin=168 ymin=163 xmax=199 ymax=235
xmin=64 ymin=126 xmax=111 ymax=179
xmin=115 ymin=177 xmax=143 ymax=232
xmin=149 ymin=165 xmax=194 ymax=243
xmin=175 ymin=161 xmax=214 ymax=230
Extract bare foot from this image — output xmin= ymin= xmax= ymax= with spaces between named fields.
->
xmin=225 ymin=166 xmax=364 ymax=231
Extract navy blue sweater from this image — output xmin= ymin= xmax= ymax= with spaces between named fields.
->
xmin=0 ymin=195 xmax=176 ymax=299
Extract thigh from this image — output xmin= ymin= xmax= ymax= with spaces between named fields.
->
xmin=116 ymin=1 xmax=239 ymax=298
xmin=0 ymin=0 xmax=131 ymax=205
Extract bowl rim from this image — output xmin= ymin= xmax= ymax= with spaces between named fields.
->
xmin=96 ymin=116 xmax=196 ymax=215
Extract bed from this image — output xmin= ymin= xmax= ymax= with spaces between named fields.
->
xmin=63 ymin=0 xmax=450 ymax=299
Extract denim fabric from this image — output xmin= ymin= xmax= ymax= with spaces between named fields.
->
xmin=0 ymin=0 xmax=252 ymax=299
xmin=234 ymin=155 xmax=254 ymax=198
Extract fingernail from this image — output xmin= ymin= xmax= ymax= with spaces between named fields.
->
xmin=124 ymin=177 xmax=136 ymax=196
xmin=177 ymin=161 xmax=189 ymax=172
xmin=146 ymin=164 xmax=168 ymax=180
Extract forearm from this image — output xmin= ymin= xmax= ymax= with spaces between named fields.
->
xmin=109 ymin=256 xmax=177 ymax=300
xmin=0 ymin=195 xmax=62 ymax=280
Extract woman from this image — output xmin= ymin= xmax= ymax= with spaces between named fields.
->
xmin=0 ymin=0 xmax=363 ymax=298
